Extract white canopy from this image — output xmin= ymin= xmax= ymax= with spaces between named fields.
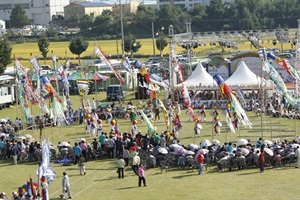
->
xmin=176 ymin=62 xmax=217 ymax=89
xmin=225 ymin=60 xmax=261 ymax=88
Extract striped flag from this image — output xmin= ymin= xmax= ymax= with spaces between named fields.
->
xmin=121 ymin=57 xmax=132 ymax=74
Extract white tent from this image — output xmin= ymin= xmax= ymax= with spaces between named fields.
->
xmin=176 ymin=62 xmax=217 ymax=89
xmin=225 ymin=60 xmax=262 ymax=88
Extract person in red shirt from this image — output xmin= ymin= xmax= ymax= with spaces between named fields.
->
xmin=196 ymin=153 xmax=204 ymax=175
xmin=259 ymin=150 xmax=265 ymax=173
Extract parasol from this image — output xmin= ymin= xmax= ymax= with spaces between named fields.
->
xmin=197 ymin=148 xmax=209 ymax=155
xmin=158 ymin=147 xmax=168 ymax=154
xmin=212 ymin=139 xmax=221 ymax=145
xmin=200 ymin=139 xmax=212 ymax=147
xmin=237 ymin=139 xmax=249 ymax=146
xmin=263 ymin=140 xmax=273 ymax=145
xmin=59 ymin=142 xmax=71 ymax=147
xmin=264 ymin=148 xmax=274 ymax=156
xmin=241 ymin=148 xmax=250 ymax=156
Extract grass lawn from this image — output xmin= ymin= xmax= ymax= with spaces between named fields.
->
xmin=0 ymin=92 xmax=300 ymax=199
xmin=11 ymin=38 xmax=294 ymax=68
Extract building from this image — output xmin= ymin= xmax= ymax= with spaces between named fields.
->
xmin=64 ymin=0 xmax=139 ymax=20
xmin=0 ymin=20 xmax=5 ymax=35
xmin=0 ymin=0 xmax=70 ymax=27
xmin=156 ymin=0 xmax=232 ymax=11
xmin=64 ymin=2 xmax=112 ymax=20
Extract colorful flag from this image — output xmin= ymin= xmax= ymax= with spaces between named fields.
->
xmin=121 ymin=58 xmax=132 ymax=74
xmin=95 ymin=47 xmax=123 ymax=83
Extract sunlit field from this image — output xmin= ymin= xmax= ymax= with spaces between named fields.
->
xmin=0 ymin=91 xmax=300 ymax=199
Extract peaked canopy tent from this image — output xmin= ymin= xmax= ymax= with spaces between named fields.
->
xmin=87 ymin=72 xmax=110 ymax=82
xmin=175 ymin=62 xmax=217 ymax=90
xmin=225 ymin=60 xmax=265 ymax=89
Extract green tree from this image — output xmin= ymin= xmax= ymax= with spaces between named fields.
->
xmin=155 ymin=32 xmax=168 ymax=57
xmin=10 ymin=4 xmax=30 ymax=28
xmin=69 ymin=35 xmax=89 ymax=65
xmin=79 ymin=14 xmax=94 ymax=31
xmin=37 ymin=34 xmax=50 ymax=64
xmin=123 ymin=34 xmax=142 ymax=56
xmin=0 ymin=37 xmax=12 ymax=74
xmin=46 ymin=26 xmax=58 ymax=38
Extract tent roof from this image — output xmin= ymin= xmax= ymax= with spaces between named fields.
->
xmin=176 ymin=62 xmax=217 ymax=89
xmin=88 ymin=72 xmax=109 ymax=82
xmin=225 ymin=60 xmax=261 ymax=87
xmin=68 ymin=72 xmax=85 ymax=81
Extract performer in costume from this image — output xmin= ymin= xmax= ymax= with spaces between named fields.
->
xmin=214 ymin=116 xmax=222 ymax=135
xmin=225 ymin=103 xmax=231 ymax=118
xmin=194 ymin=118 xmax=202 ymax=137
xmin=106 ymin=108 xmax=113 ymax=124
xmin=85 ymin=114 xmax=91 ymax=134
xmin=89 ymin=118 xmax=96 ymax=137
xmin=199 ymin=105 xmax=206 ymax=122
xmin=41 ymin=176 xmax=49 ymax=200
xmin=233 ymin=112 xmax=239 ymax=130
xmin=131 ymin=120 xmax=138 ymax=139
xmin=97 ymin=119 xmax=103 ymax=137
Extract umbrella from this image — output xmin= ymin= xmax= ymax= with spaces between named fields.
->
xmin=200 ymin=139 xmax=212 ymax=147
xmin=158 ymin=147 xmax=168 ymax=154
xmin=263 ymin=140 xmax=273 ymax=145
xmin=197 ymin=148 xmax=209 ymax=155
xmin=264 ymin=148 xmax=274 ymax=156
xmin=187 ymin=144 xmax=199 ymax=150
xmin=169 ymin=144 xmax=181 ymax=150
xmin=175 ymin=147 xmax=185 ymax=156
xmin=237 ymin=139 xmax=249 ymax=146
xmin=0 ymin=133 xmax=6 ymax=137
xmin=212 ymin=139 xmax=221 ymax=145
xmin=292 ymin=143 xmax=300 ymax=148
xmin=59 ymin=142 xmax=71 ymax=147
xmin=0 ymin=118 xmax=7 ymax=123
xmin=184 ymin=150 xmax=195 ymax=155
xmin=241 ymin=148 xmax=250 ymax=156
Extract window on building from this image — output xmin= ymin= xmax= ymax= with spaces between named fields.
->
xmin=45 ymin=4 xmax=49 ymax=7
xmin=0 ymin=4 xmax=12 ymax=10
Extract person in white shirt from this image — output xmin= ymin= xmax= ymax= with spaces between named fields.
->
xmin=62 ymin=172 xmax=72 ymax=199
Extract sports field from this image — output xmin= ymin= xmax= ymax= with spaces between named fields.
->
xmin=0 ymin=92 xmax=300 ymax=200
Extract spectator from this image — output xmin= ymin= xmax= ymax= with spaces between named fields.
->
xmin=137 ymin=164 xmax=147 ymax=187
xmin=73 ymin=143 xmax=82 ymax=165
xmin=116 ymin=156 xmax=125 ymax=179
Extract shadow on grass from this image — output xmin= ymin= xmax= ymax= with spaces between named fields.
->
xmin=115 ymin=186 xmax=138 ymax=190
xmin=172 ymin=171 xmax=196 ymax=179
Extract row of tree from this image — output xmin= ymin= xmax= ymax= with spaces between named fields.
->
xmin=9 ymin=1 xmax=300 ymax=39
xmin=75 ymin=0 xmax=300 ymax=38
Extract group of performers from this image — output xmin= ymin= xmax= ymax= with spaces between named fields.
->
xmin=194 ymin=103 xmax=241 ymax=137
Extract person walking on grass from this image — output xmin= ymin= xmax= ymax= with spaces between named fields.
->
xmin=117 ymin=156 xmax=125 ymax=179
xmin=62 ymin=172 xmax=72 ymax=199
xmin=196 ymin=153 xmax=204 ymax=175
xmin=138 ymin=164 xmax=147 ymax=187
xmin=259 ymin=149 xmax=265 ymax=173
xmin=295 ymin=146 xmax=300 ymax=168
xmin=78 ymin=154 xmax=86 ymax=175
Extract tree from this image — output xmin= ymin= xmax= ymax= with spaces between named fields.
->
xmin=0 ymin=37 xmax=12 ymax=74
xmin=123 ymin=34 xmax=142 ymax=56
xmin=46 ymin=26 xmax=58 ymax=38
xmin=10 ymin=4 xmax=30 ymax=28
xmin=38 ymin=34 xmax=50 ymax=64
xmin=155 ymin=32 xmax=168 ymax=57
xmin=79 ymin=15 xmax=94 ymax=31
xmin=69 ymin=35 xmax=89 ymax=65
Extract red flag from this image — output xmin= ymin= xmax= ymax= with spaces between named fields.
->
xmin=30 ymin=178 xmax=37 ymax=197
xmin=277 ymin=59 xmax=291 ymax=75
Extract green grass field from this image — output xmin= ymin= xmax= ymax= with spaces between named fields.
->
xmin=0 ymin=92 xmax=300 ymax=199
xmin=11 ymin=38 xmax=294 ymax=68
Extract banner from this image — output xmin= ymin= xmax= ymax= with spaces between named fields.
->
xmin=95 ymin=47 xmax=123 ymax=83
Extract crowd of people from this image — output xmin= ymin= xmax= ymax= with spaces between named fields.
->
xmin=2 ymin=96 xmax=300 ymax=199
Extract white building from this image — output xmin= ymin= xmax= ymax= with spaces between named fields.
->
xmin=0 ymin=0 xmax=70 ymax=26
xmin=156 ymin=0 xmax=232 ymax=11
xmin=0 ymin=20 xmax=5 ymax=35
